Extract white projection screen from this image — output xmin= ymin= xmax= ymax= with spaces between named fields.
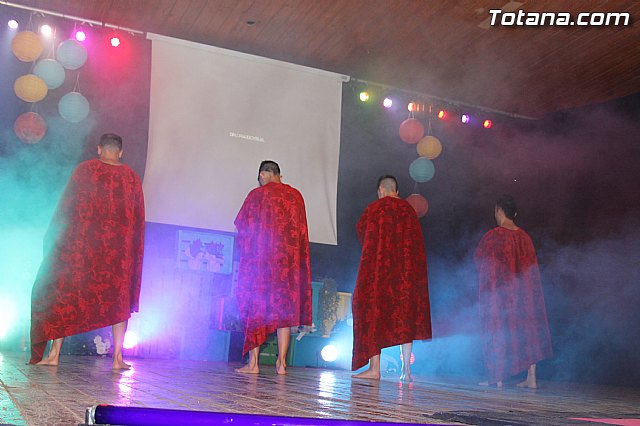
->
xmin=144 ymin=33 xmax=348 ymax=245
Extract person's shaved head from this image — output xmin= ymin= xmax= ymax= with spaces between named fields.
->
xmin=377 ymin=175 xmax=398 ymax=193
xmin=98 ymin=133 xmax=123 ymax=152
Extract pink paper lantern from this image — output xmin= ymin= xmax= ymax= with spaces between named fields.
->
xmin=406 ymin=193 xmax=429 ymax=218
xmin=399 ymin=118 xmax=425 ymax=144
xmin=14 ymin=112 xmax=47 ymax=144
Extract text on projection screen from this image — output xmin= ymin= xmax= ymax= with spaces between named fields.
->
xmin=144 ymin=33 xmax=347 ymax=245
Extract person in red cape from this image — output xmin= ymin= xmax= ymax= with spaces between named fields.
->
xmin=352 ymin=175 xmax=432 ymax=381
xmin=30 ymin=133 xmax=145 ymax=370
xmin=234 ymin=160 xmax=312 ymax=375
xmin=474 ymin=195 xmax=553 ymax=388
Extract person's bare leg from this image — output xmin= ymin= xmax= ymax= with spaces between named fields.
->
xmin=236 ymin=347 xmax=260 ymax=374
xmin=36 ymin=338 xmax=64 ymax=366
xmin=112 ymin=321 xmax=131 ymax=370
xmin=517 ymin=364 xmax=537 ymax=389
xmin=275 ymin=327 xmax=290 ymax=375
xmin=400 ymin=342 xmax=413 ymax=382
xmin=353 ymin=354 xmax=381 ymax=380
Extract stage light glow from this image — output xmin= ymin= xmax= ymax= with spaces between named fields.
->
xmin=40 ymin=24 xmax=53 ymax=36
xmin=8 ymin=19 xmax=19 ymax=29
xmin=437 ymin=110 xmax=447 ymax=119
xmin=483 ymin=119 xmax=492 ymax=129
xmin=0 ymin=299 xmax=16 ymax=339
xmin=407 ymin=102 xmax=416 ymax=112
xmin=123 ymin=331 xmax=138 ymax=349
xmin=359 ymin=91 xmax=370 ymax=102
xmin=383 ymin=98 xmax=393 ymax=108
xmin=461 ymin=114 xmax=470 ymax=124
xmin=110 ymin=36 xmax=121 ymax=47
xmin=320 ymin=344 xmax=338 ymax=362
xmin=75 ymin=30 xmax=86 ymax=42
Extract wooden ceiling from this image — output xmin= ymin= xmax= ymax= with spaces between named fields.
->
xmin=5 ymin=0 xmax=640 ymax=118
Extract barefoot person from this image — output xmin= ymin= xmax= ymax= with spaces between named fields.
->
xmin=352 ymin=175 xmax=432 ymax=381
xmin=474 ymin=195 xmax=553 ymax=388
xmin=234 ymin=160 xmax=312 ymax=375
xmin=29 ymin=133 xmax=145 ymax=370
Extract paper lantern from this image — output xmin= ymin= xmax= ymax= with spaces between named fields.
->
xmin=14 ymin=112 xmax=47 ymax=144
xmin=11 ymin=31 xmax=43 ymax=62
xmin=34 ymin=59 xmax=66 ymax=89
xmin=56 ymin=39 xmax=88 ymax=70
xmin=417 ymin=135 xmax=443 ymax=159
xmin=59 ymin=92 xmax=90 ymax=122
xmin=406 ymin=194 xmax=429 ymax=218
xmin=14 ymin=74 xmax=48 ymax=103
xmin=399 ymin=118 xmax=424 ymax=144
xmin=409 ymin=157 xmax=435 ymax=183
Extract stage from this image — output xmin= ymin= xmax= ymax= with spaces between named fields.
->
xmin=0 ymin=351 xmax=639 ymax=426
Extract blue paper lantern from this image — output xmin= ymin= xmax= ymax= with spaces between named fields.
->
xmin=56 ymin=39 xmax=87 ymax=70
xmin=33 ymin=59 xmax=65 ymax=89
xmin=59 ymin=92 xmax=90 ymax=123
xmin=409 ymin=157 xmax=435 ymax=183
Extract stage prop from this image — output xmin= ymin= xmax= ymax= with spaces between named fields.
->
xmin=13 ymin=111 xmax=46 ymax=144
xmin=84 ymin=405 xmax=437 ymax=426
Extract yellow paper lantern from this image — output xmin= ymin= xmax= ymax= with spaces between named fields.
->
xmin=417 ymin=135 xmax=443 ymax=159
xmin=11 ymin=31 xmax=43 ymax=62
xmin=14 ymin=74 xmax=48 ymax=103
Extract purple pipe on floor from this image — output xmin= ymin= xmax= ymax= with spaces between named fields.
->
xmin=90 ymin=404 xmax=441 ymax=426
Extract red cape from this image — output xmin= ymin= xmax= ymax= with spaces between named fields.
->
xmin=234 ymin=182 xmax=312 ymax=354
xmin=474 ymin=227 xmax=553 ymax=383
xmin=352 ymin=196 xmax=432 ymax=370
xmin=30 ymin=159 xmax=145 ymax=364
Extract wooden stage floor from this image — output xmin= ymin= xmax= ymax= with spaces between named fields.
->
xmin=0 ymin=351 xmax=639 ymax=426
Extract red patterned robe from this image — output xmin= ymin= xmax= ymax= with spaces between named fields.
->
xmin=30 ymin=159 xmax=145 ymax=364
xmin=474 ymin=227 xmax=553 ymax=384
xmin=234 ymin=182 xmax=312 ymax=355
xmin=352 ymin=196 xmax=432 ymax=370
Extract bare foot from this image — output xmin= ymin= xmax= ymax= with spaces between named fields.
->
xmin=235 ymin=364 xmax=259 ymax=374
xmin=275 ymin=360 xmax=287 ymax=375
xmin=353 ymin=369 xmax=380 ymax=380
xmin=400 ymin=373 xmax=413 ymax=382
xmin=112 ymin=360 xmax=131 ymax=370
xmin=35 ymin=357 xmax=59 ymax=366
xmin=479 ymin=380 xmax=503 ymax=388
xmin=517 ymin=379 xmax=537 ymax=389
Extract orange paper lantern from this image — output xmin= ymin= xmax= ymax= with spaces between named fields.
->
xmin=406 ymin=194 xmax=429 ymax=218
xmin=417 ymin=135 xmax=443 ymax=159
xmin=14 ymin=74 xmax=48 ymax=103
xmin=11 ymin=31 xmax=43 ymax=62
xmin=14 ymin=112 xmax=47 ymax=144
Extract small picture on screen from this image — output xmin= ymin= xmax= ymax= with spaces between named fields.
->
xmin=177 ymin=229 xmax=234 ymax=274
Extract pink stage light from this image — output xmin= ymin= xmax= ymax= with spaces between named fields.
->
xmin=383 ymin=98 xmax=393 ymax=108
xmin=75 ymin=30 xmax=86 ymax=42
xmin=461 ymin=114 xmax=470 ymax=124
xmin=110 ymin=36 xmax=121 ymax=47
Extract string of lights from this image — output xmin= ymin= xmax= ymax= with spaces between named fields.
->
xmin=1 ymin=0 xmax=144 ymax=48
xmin=351 ymin=77 xmax=538 ymax=130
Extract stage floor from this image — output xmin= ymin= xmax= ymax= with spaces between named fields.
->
xmin=1 ymin=351 xmax=639 ymax=426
